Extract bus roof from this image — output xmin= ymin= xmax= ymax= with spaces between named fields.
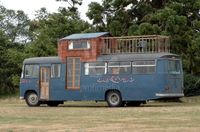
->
xmin=23 ymin=53 xmax=179 ymax=64
xmin=96 ymin=53 xmax=179 ymax=61
xmin=23 ymin=57 xmax=61 ymax=64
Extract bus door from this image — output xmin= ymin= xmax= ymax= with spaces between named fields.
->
xmin=40 ymin=67 xmax=50 ymax=100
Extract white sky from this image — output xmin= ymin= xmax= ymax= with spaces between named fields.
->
xmin=0 ymin=0 xmax=102 ymax=21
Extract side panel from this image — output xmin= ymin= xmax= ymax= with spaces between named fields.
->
xmin=80 ymin=74 xmax=159 ymax=101
xmin=49 ymin=63 xmax=83 ymax=101
xmin=167 ymin=59 xmax=184 ymax=93
xmin=48 ymin=64 xmax=66 ymax=100
xmin=49 ymin=61 xmax=163 ymax=101
xmin=155 ymin=59 xmax=184 ymax=98
xmin=47 ymin=59 xmax=183 ymax=101
xmin=20 ymin=78 xmax=39 ymax=98
xmin=78 ymin=60 xmax=168 ymax=101
xmin=20 ymin=64 xmax=40 ymax=98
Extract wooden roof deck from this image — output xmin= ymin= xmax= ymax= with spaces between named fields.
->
xmin=100 ymin=35 xmax=170 ymax=54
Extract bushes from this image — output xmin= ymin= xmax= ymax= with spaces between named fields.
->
xmin=184 ymin=74 xmax=200 ymax=96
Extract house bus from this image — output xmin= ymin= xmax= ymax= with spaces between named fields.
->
xmin=20 ymin=32 xmax=184 ymax=107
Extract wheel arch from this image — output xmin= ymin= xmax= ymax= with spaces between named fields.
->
xmin=105 ymin=89 xmax=122 ymax=100
xmin=24 ymin=90 xmax=38 ymax=98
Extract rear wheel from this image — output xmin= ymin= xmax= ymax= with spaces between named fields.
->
xmin=106 ymin=91 xmax=123 ymax=107
xmin=25 ymin=92 xmax=40 ymax=107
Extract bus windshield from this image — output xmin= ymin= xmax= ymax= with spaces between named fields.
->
xmin=168 ymin=60 xmax=181 ymax=74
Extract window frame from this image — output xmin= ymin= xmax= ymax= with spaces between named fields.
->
xmin=66 ymin=57 xmax=81 ymax=89
xmin=167 ymin=59 xmax=181 ymax=75
xmin=21 ymin=65 xmax=25 ymax=78
xmin=84 ymin=62 xmax=107 ymax=75
xmin=83 ymin=60 xmax=157 ymax=75
xmin=24 ymin=64 xmax=39 ymax=78
xmin=51 ymin=63 xmax=61 ymax=78
xmin=68 ymin=39 xmax=91 ymax=50
xmin=132 ymin=60 xmax=156 ymax=74
xmin=108 ymin=61 xmax=131 ymax=75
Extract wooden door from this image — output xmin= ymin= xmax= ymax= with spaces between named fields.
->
xmin=66 ymin=57 xmax=81 ymax=89
xmin=40 ymin=67 xmax=50 ymax=100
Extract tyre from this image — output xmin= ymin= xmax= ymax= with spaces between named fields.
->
xmin=25 ymin=92 xmax=40 ymax=107
xmin=106 ymin=91 xmax=123 ymax=107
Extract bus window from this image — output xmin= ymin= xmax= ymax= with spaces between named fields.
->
xmin=85 ymin=62 xmax=106 ymax=75
xmin=168 ymin=60 xmax=181 ymax=74
xmin=132 ymin=60 xmax=155 ymax=74
xmin=24 ymin=64 xmax=39 ymax=78
xmin=108 ymin=62 xmax=131 ymax=74
xmin=51 ymin=64 xmax=61 ymax=78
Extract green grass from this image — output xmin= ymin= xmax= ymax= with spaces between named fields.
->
xmin=0 ymin=96 xmax=200 ymax=131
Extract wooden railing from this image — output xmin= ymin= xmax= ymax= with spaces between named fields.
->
xmin=101 ymin=35 xmax=170 ymax=54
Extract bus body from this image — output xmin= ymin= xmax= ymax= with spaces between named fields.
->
xmin=20 ymin=53 xmax=184 ymax=107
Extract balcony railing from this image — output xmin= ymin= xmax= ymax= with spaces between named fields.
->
xmin=101 ymin=35 xmax=170 ymax=54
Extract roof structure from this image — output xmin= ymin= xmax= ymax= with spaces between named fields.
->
xmin=97 ymin=53 xmax=179 ymax=61
xmin=23 ymin=57 xmax=61 ymax=64
xmin=23 ymin=53 xmax=179 ymax=64
xmin=60 ymin=32 xmax=110 ymax=40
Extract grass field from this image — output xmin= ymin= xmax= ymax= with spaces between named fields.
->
xmin=0 ymin=97 xmax=200 ymax=132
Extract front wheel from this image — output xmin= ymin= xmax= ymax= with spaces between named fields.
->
xmin=25 ymin=92 xmax=40 ymax=107
xmin=106 ymin=91 xmax=123 ymax=107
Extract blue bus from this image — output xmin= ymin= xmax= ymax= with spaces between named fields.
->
xmin=20 ymin=53 xmax=184 ymax=107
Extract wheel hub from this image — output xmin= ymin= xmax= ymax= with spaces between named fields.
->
xmin=28 ymin=94 xmax=38 ymax=105
xmin=110 ymin=94 xmax=119 ymax=105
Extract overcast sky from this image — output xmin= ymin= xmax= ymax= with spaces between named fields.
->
xmin=0 ymin=0 xmax=101 ymax=21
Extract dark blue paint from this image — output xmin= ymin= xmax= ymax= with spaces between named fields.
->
xmin=20 ymin=57 xmax=184 ymax=102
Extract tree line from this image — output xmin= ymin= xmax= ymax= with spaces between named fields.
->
xmin=0 ymin=0 xmax=200 ymax=96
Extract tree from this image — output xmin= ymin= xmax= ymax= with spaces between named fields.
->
xmin=0 ymin=30 xmax=26 ymax=94
xmin=86 ymin=2 xmax=106 ymax=32
xmin=87 ymin=0 xmax=200 ymax=74
xmin=86 ymin=0 xmax=160 ymax=35
xmin=56 ymin=0 xmax=82 ymax=13
xmin=0 ymin=30 xmax=9 ymax=94
xmin=0 ymin=5 xmax=30 ymax=43
xmin=0 ymin=5 xmax=30 ymax=95
xmin=27 ymin=7 xmax=91 ymax=57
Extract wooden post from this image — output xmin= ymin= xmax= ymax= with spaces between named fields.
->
xmin=152 ymin=38 xmax=154 ymax=53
